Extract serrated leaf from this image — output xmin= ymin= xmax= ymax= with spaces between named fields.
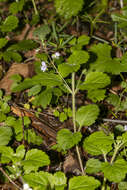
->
xmin=90 ymin=43 xmax=127 ymax=74
xmin=54 ymin=0 xmax=84 ymax=19
xmin=76 ymin=104 xmax=99 ymax=127
xmin=25 ymin=129 xmax=43 ymax=145
xmin=9 ymin=0 xmax=25 ymax=14
xmin=32 ymin=89 xmax=52 ymax=109
xmin=22 ymin=149 xmax=50 ymax=173
xmin=102 ymin=159 xmax=127 ymax=182
xmin=118 ymin=182 xmax=127 ymax=190
xmin=0 ymin=127 xmax=12 ymax=145
xmin=8 ymin=39 xmax=38 ymax=51
xmin=28 ymin=84 xmax=41 ymax=96
xmin=0 ymin=38 xmax=8 ymax=48
xmin=56 ymin=129 xmax=82 ymax=151
xmin=33 ymin=24 xmax=51 ymax=41
xmin=0 ymin=146 xmax=13 ymax=163
xmin=106 ymin=93 xmax=120 ymax=107
xmin=87 ymin=89 xmax=106 ymax=102
xmin=86 ymin=158 xmax=102 ymax=174
xmin=69 ymin=176 xmax=101 ymax=190
xmin=12 ymin=145 xmax=25 ymax=163
xmin=68 ymin=50 xmax=89 ymax=65
xmin=79 ymin=72 xmax=111 ymax=90
xmin=77 ymin=35 xmax=90 ymax=46
xmin=83 ymin=131 xmax=114 ymax=155
xmin=23 ymin=171 xmax=49 ymax=190
xmin=1 ymin=15 xmax=19 ymax=32
xmin=12 ymin=73 xmax=63 ymax=92
xmin=53 ymin=172 xmax=67 ymax=190
xmin=58 ymin=63 xmax=80 ymax=77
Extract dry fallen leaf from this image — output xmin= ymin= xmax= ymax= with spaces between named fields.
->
xmin=63 ymin=153 xmax=81 ymax=175
xmin=0 ymin=63 xmax=35 ymax=94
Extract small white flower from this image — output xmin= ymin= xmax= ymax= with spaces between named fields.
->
xmin=52 ymin=52 xmax=60 ymax=59
xmin=23 ymin=183 xmax=33 ymax=190
xmin=41 ymin=61 xmax=47 ymax=72
xmin=124 ymin=125 xmax=127 ymax=131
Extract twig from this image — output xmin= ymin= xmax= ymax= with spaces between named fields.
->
xmin=0 ymin=167 xmax=22 ymax=190
xmin=103 ymin=118 xmax=127 ymax=124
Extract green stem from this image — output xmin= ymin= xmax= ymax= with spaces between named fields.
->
xmin=101 ymin=177 xmax=107 ymax=190
xmin=72 ymin=72 xmax=85 ymax=175
xmin=32 ymin=0 xmax=38 ymax=15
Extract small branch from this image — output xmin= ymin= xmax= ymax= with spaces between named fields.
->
xmin=103 ymin=118 xmax=127 ymax=124
xmin=0 ymin=167 xmax=22 ymax=190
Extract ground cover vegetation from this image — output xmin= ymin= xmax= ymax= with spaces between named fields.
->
xmin=1 ymin=0 xmax=127 ymax=189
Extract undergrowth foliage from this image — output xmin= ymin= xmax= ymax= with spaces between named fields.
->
xmin=1 ymin=0 xmax=127 ymax=190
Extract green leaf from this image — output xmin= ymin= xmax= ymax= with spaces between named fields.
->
xmin=25 ymin=129 xmax=43 ymax=145
xmin=0 ymin=127 xmax=12 ymax=145
xmin=8 ymin=39 xmax=38 ymax=51
xmin=56 ymin=129 xmax=82 ymax=151
xmin=68 ymin=50 xmax=89 ymax=65
xmin=1 ymin=15 xmax=19 ymax=32
xmin=54 ymin=0 xmax=84 ymax=19
xmin=28 ymin=84 xmax=41 ymax=96
xmin=77 ymin=35 xmax=90 ymax=46
xmin=86 ymin=158 xmax=102 ymax=174
xmin=90 ymin=43 xmax=127 ymax=74
xmin=33 ymin=24 xmax=51 ymax=41
xmin=69 ymin=176 xmax=101 ymax=190
xmin=58 ymin=63 xmax=80 ymax=77
xmin=9 ymin=0 xmax=25 ymax=14
xmin=0 ymin=146 xmax=13 ymax=163
xmin=59 ymin=112 xmax=67 ymax=122
xmin=22 ymin=149 xmax=50 ymax=173
xmin=23 ymin=171 xmax=49 ymax=190
xmin=118 ymin=182 xmax=127 ymax=190
xmin=53 ymin=172 xmax=67 ymax=190
xmin=12 ymin=73 xmax=63 ymax=92
xmin=76 ymin=104 xmax=99 ymax=127
xmin=0 ymin=38 xmax=8 ymax=48
xmin=87 ymin=89 xmax=106 ymax=102
xmin=83 ymin=131 xmax=114 ymax=155
xmin=79 ymin=72 xmax=111 ymax=90
xmin=106 ymin=93 xmax=120 ymax=107
xmin=3 ymin=51 xmax=22 ymax=62
xmin=102 ymin=159 xmax=127 ymax=182
xmin=1 ymin=102 xmax=10 ymax=113
xmin=12 ymin=145 xmax=25 ymax=163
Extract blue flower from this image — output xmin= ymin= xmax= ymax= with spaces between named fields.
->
xmin=41 ymin=61 xmax=47 ymax=72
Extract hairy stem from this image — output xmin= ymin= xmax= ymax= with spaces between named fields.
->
xmin=72 ymin=72 xmax=85 ymax=175
xmin=31 ymin=0 xmax=38 ymax=15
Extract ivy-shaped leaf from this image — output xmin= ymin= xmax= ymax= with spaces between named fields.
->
xmin=56 ymin=129 xmax=82 ymax=151
xmin=79 ymin=72 xmax=111 ymax=90
xmin=33 ymin=24 xmax=51 ymax=41
xmin=0 ymin=38 xmax=8 ymax=48
xmin=68 ymin=50 xmax=89 ymax=65
xmin=8 ymin=39 xmax=38 ymax=51
xmin=90 ymin=43 xmax=127 ymax=74
xmin=54 ymin=0 xmax=84 ymax=19
xmin=0 ymin=146 xmax=13 ymax=163
xmin=83 ymin=131 xmax=114 ymax=155
xmin=79 ymin=72 xmax=110 ymax=102
xmin=23 ymin=171 xmax=49 ymax=190
xmin=76 ymin=104 xmax=99 ymax=127
xmin=9 ymin=0 xmax=25 ymax=14
xmin=58 ymin=63 xmax=80 ymax=78
xmin=1 ymin=15 xmax=19 ymax=32
xmin=22 ymin=149 xmax=50 ymax=173
xmin=12 ymin=73 xmax=63 ymax=92
xmin=86 ymin=158 xmax=102 ymax=174
xmin=69 ymin=176 xmax=101 ymax=190
xmin=102 ymin=159 xmax=127 ymax=182
xmin=0 ymin=127 xmax=12 ymax=145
